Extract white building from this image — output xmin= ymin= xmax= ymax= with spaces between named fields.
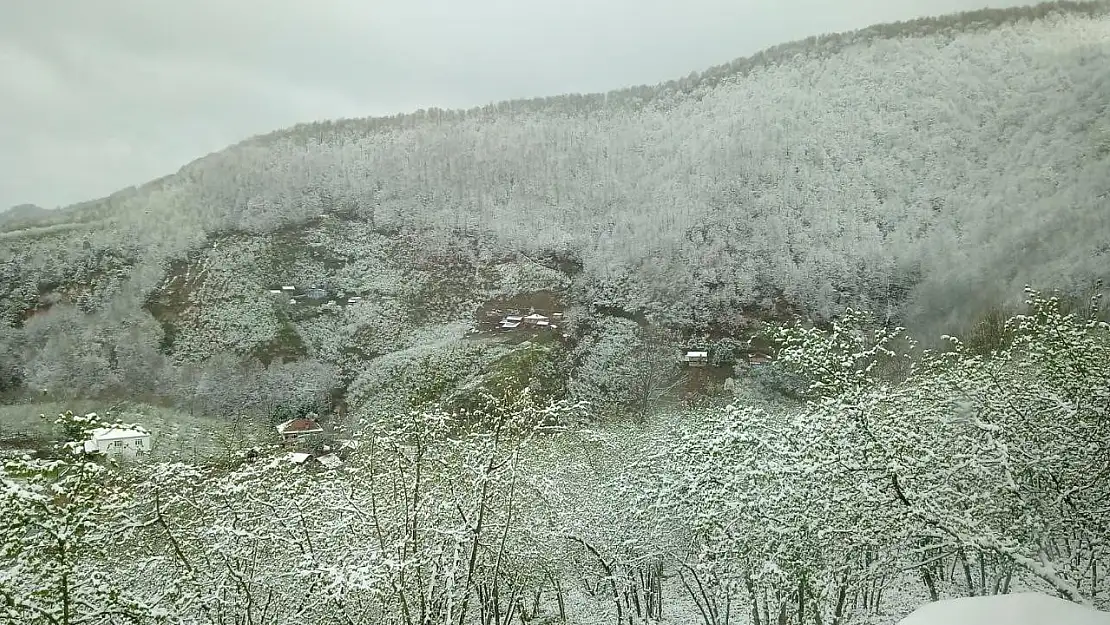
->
xmin=684 ymin=351 xmax=709 ymax=367
xmin=83 ymin=427 xmax=151 ymax=457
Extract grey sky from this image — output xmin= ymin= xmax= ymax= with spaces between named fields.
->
xmin=0 ymin=0 xmax=1032 ymax=210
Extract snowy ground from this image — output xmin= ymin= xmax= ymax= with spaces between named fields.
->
xmin=897 ymin=593 xmax=1110 ymax=625
xmin=0 ymin=401 xmax=270 ymax=462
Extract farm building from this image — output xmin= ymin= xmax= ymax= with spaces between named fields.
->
xmin=748 ymin=352 xmax=773 ymax=366
xmin=276 ymin=417 xmax=324 ymax=443
xmin=684 ymin=351 xmax=709 ymax=367
xmin=83 ymin=426 xmax=151 ymax=458
xmin=522 ymin=313 xmax=549 ymax=326
xmin=683 ymin=350 xmax=710 ymax=368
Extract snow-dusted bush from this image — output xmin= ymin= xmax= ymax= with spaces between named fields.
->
xmin=491 ymin=261 xmax=572 ymax=298
xmin=644 ymin=287 xmax=1110 ymax=625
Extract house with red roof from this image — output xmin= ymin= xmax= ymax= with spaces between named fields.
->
xmin=276 ymin=416 xmax=324 ymax=443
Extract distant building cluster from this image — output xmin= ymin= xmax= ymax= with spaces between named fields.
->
xmin=497 ymin=309 xmax=563 ymax=332
xmin=683 ymin=350 xmax=773 ymax=368
xmin=266 ymin=284 xmax=364 ymax=307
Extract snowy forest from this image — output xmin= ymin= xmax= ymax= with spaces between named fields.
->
xmin=3 ymin=289 xmax=1109 ymax=624
xmin=2 ymin=0 xmax=1110 ymax=623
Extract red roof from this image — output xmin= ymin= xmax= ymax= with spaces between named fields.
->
xmin=277 ymin=418 xmax=323 ymax=435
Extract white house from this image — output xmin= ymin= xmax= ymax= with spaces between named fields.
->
xmin=83 ymin=427 xmax=151 ymax=458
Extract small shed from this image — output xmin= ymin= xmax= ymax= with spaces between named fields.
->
xmin=748 ymin=353 xmax=773 ymax=367
xmin=500 ymin=321 xmax=521 ymax=331
xmin=281 ymin=285 xmax=296 ymax=291
xmin=276 ymin=417 xmax=324 ymax=443
xmin=505 ymin=315 xmax=524 ymax=323
xmin=83 ymin=426 xmax=151 ymax=457
xmin=684 ymin=351 xmax=709 ymax=367
xmin=268 ymin=289 xmax=282 ymax=295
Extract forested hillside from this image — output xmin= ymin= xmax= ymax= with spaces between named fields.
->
xmin=1 ymin=0 xmax=1108 ymax=428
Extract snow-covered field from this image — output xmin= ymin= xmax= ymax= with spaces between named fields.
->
xmin=897 ymin=593 xmax=1110 ymax=625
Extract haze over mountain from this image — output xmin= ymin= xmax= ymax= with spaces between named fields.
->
xmin=2 ymin=0 xmax=1037 ymax=210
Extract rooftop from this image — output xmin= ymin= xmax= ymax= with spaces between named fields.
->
xmin=276 ymin=418 xmax=324 ymax=435
xmin=89 ymin=426 xmax=149 ymax=441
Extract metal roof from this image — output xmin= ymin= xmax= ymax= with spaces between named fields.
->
xmin=89 ymin=427 xmax=149 ymax=441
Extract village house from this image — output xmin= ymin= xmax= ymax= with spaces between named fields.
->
xmin=276 ymin=416 xmax=324 ymax=443
xmin=684 ymin=350 xmax=709 ymax=367
xmin=499 ymin=314 xmax=524 ymax=330
xmin=748 ymin=352 xmax=773 ymax=367
xmin=83 ymin=426 xmax=151 ymax=458
xmin=522 ymin=313 xmax=549 ymax=326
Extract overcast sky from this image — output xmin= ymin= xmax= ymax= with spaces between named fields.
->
xmin=0 ymin=0 xmax=1033 ymax=210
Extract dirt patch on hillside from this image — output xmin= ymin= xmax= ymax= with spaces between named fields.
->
xmin=475 ymin=290 xmax=565 ymax=330
xmin=143 ymin=256 xmax=209 ymax=353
